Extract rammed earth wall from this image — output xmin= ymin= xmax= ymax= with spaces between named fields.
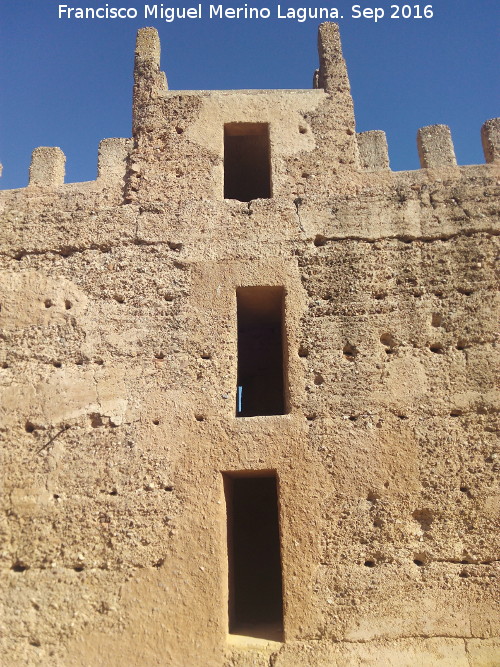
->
xmin=0 ymin=23 xmax=499 ymax=667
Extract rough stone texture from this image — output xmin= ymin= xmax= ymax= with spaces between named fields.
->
xmin=481 ymin=118 xmax=500 ymax=164
xmin=357 ymin=130 xmax=390 ymax=171
xmin=28 ymin=147 xmax=66 ymax=187
xmin=417 ymin=125 xmax=457 ymax=169
xmin=97 ymin=138 xmax=133 ymax=183
xmin=1 ymin=23 xmax=499 ymax=667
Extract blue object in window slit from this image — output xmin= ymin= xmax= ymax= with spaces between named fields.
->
xmin=237 ymin=386 xmax=243 ymax=414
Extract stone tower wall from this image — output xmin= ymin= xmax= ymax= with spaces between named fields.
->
xmin=1 ymin=23 xmax=499 ymax=667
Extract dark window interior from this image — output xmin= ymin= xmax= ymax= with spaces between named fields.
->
xmin=224 ymin=123 xmax=271 ymax=201
xmin=236 ymin=286 xmax=285 ymax=417
xmin=224 ymin=473 xmax=284 ymax=640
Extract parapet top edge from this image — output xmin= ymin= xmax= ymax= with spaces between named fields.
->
xmin=164 ymin=88 xmax=326 ymax=96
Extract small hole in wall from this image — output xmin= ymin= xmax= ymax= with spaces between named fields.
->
xmin=383 ymin=481 xmax=390 ymax=489
xmin=152 ymin=419 xmax=160 ymax=426
xmin=73 ymin=566 xmax=84 ymax=573
xmin=195 ymin=415 xmax=205 ymax=422
xmin=364 ymin=560 xmax=376 ymax=567
xmin=298 ymin=346 xmax=309 ymax=358
xmin=114 ymin=295 xmax=125 ymax=304
xmin=12 ymin=563 xmax=29 ymax=572
xmin=429 ymin=344 xmax=444 ymax=354
xmin=25 ymin=421 xmax=35 ymax=433
xmin=299 ymin=126 xmax=307 ymax=134
xmin=459 ymin=571 xmax=470 ymax=578
xmin=53 ymin=361 xmax=62 ymax=368
xmin=450 ymin=410 xmax=462 ymax=417
xmin=164 ymin=294 xmax=174 ymax=302
xmin=53 ymin=494 xmax=60 ymax=500
xmin=109 ymin=489 xmax=118 ymax=496
xmin=413 ymin=559 xmax=425 ymax=567
xmin=457 ymin=288 xmax=473 ymax=296
xmin=90 ymin=413 xmax=104 ymax=428
xmin=314 ymin=374 xmax=324 ymax=386
xmin=314 ymin=235 xmax=327 ymax=247
xmin=431 ymin=313 xmax=443 ymax=327
xmin=65 ymin=300 xmax=72 ymax=310
xmin=44 ymin=299 xmax=53 ymax=308
xmin=306 ymin=414 xmax=317 ymax=421
xmin=456 ymin=340 xmax=468 ymax=351
xmin=460 ymin=486 xmax=469 ymax=493
xmin=95 ymin=359 xmax=104 ymax=366
xmin=1 ymin=362 xmax=9 ymax=369
xmin=343 ymin=344 xmax=358 ymax=361
xmin=374 ymin=293 xmax=386 ymax=300
xmin=163 ymin=486 xmax=174 ymax=492
xmin=200 ymin=353 xmax=211 ymax=360
xmin=155 ymin=352 xmax=165 ymax=360
xmin=176 ymin=126 xmax=184 ymax=134
xmin=380 ymin=333 xmax=396 ymax=348
xmin=349 ymin=415 xmax=358 ymax=422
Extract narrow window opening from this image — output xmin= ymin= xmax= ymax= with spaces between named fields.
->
xmin=236 ymin=286 xmax=286 ymax=417
xmin=224 ymin=472 xmax=284 ymax=641
xmin=224 ymin=123 xmax=271 ymax=201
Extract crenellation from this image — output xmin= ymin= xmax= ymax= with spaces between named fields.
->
xmin=481 ymin=117 xmax=500 ymax=163
xmin=133 ymin=27 xmax=168 ymax=136
xmin=357 ymin=130 xmax=390 ymax=171
xmin=134 ymin=25 xmax=162 ymax=69
xmin=417 ymin=124 xmax=457 ymax=169
xmin=97 ymin=137 xmax=132 ymax=184
xmin=28 ymin=146 xmax=66 ymax=187
xmin=317 ymin=22 xmax=351 ymax=96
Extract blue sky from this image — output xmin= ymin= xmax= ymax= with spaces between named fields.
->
xmin=0 ymin=1 xmax=498 ymax=189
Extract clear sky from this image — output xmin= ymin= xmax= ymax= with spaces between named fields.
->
xmin=0 ymin=1 xmax=498 ymax=189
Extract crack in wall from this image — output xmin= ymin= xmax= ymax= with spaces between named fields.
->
xmin=1 ymin=226 xmax=497 ymax=262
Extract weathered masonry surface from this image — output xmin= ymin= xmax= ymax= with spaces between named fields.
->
xmin=0 ymin=23 xmax=499 ymax=667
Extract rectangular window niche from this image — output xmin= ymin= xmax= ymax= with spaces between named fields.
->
xmin=224 ymin=123 xmax=271 ymax=201
xmin=236 ymin=286 xmax=286 ymax=417
xmin=224 ymin=472 xmax=284 ymax=641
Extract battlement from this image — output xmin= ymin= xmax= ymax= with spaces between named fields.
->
xmin=1 ymin=24 xmax=498 ymax=197
xmin=6 ymin=118 xmax=497 ymax=193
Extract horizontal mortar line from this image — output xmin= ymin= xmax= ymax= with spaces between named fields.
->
xmin=1 ymin=225 xmax=499 ymax=260
xmin=312 ymin=228 xmax=500 ymax=245
xmin=434 ymin=559 xmax=500 ymax=565
xmin=299 ymin=634 xmax=493 ymax=644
